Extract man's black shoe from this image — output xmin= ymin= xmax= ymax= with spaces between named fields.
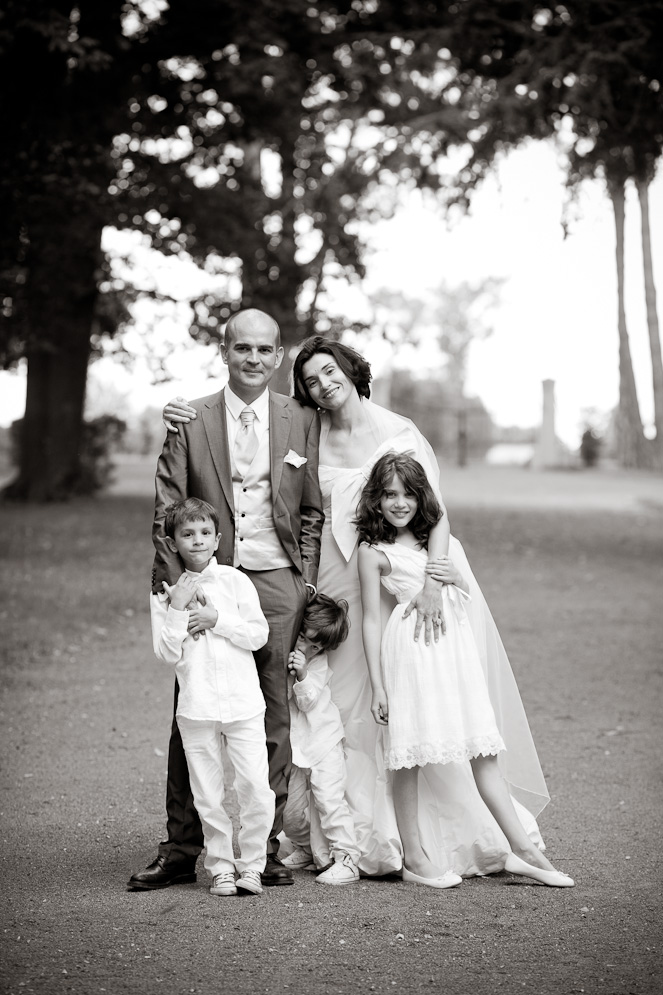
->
xmin=261 ymin=853 xmax=294 ymax=886
xmin=127 ymin=855 xmax=197 ymax=891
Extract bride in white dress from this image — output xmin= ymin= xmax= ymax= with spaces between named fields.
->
xmin=291 ymin=337 xmax=556 ymax=881
xmin=163 ymin=334 xmax=562 ymax=883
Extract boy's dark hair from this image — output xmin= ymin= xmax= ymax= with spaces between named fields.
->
xmin=302 ymin=593 xmax=350 ymax=652
xmin=164 ymin=497 xmax=220 ymax=539
xmin=354 ymin=452 xmax=442 ymax=548
xmin=292 ymin=335 xmax=372 ymax=409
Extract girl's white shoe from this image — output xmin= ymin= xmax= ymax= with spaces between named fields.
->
xmin=402 ymin=867 xmax=462 ymax=889
xmin=504 ymin=853 xmax=575 ymax=887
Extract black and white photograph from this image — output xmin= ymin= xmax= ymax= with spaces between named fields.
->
xmin=1 ymin=2 xmax=661 ymax=993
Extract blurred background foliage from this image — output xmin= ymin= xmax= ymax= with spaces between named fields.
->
xmin=1 ymin=0 xmax=661 ymax=498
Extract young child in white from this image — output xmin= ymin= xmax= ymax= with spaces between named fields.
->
xmin=281 ymin=594 xmax=361 ymax=886
xmin=150 ymin=497 xmax=274 ymax=898
xmin=356 ymin=453 xmax=574 ymax=890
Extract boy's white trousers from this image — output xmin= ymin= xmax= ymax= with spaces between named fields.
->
xmin=178 ymin=714 xmax=275 ymax=877
xmin=283 ymin=742 xmax=360 ymax=867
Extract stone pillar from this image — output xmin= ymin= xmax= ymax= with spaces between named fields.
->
xmin=532 ymin=378 xmax=558 ymax=468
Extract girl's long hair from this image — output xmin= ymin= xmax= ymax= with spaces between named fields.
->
xmin=354 ymin=452 xmax=442 ymax=548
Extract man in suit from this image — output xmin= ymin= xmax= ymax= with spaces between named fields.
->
xmin=128 ymin=308 xmax=324 ymax=889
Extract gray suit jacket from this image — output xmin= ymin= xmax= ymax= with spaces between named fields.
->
xmin=152 ymin=388 xmax=324 ymax=593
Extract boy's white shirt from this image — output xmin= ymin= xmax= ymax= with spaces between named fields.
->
xmin=289 ymin=649 xmax=345 ymax=769
xmin=150 ymin=559 xmax=269 ymax=723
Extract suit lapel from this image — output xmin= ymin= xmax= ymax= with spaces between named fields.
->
xmin=269 ymin=392 xmax=292 ymax=498
xmin=202 ymin=390 xmax=234 ymax=512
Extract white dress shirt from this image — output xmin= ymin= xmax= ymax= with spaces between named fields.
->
xmin=150 ymin=560 xmax=269 ymax=723
xmin=289 ymin=650 xmax=345 ymax=769
xmin=224 ymin=385 xmax=270 ymax=451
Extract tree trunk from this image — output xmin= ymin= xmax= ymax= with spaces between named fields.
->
xmin=636 ymin=177 xmax=663 ymax=466
xmin=236 ymin=140 xmax=301 ymax=396
xmin=609 ymin=182 xmax=649 ymax=468
xmin=3 ymin=212 xmax=102 ymax=501
xmin=270 ymin=141 xmax=303 ymax=396
xmin=457 ymin=406 xmax=468 ymax=467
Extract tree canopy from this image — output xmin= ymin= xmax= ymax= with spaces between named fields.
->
xmin=1 ymin=0 xmax=471 ymax=496
xmin=2 ymin=0 xmax=662 ymax=496
xmin=415 ymin=0 xmax=663 ymax=466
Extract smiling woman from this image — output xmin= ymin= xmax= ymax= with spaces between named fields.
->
xmin=284 ymin=336 xmax=553 ymax=882
xmin=299 ymin=355 xmax=353 ymax=410
xmin=293 ymin=336 xmax=371 ymax=412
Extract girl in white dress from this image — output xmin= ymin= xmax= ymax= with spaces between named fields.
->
xmin=356 ymin=452 xmax=574 ymax=889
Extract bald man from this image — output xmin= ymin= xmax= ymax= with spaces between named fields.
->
xmin=128 ymin=309 xmax=324 ymax=889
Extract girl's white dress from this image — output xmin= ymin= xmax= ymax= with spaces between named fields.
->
xmin=375 ymin=541 xmax=505 ymax=771
xmin=315 ymin=399 xmax=550 ymax=878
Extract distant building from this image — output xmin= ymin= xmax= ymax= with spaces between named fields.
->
xmin=485 ymin=443 xmax=535 ymax=467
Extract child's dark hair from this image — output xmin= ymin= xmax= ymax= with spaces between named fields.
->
xmin=164 ymin=497 xmax=220 ymax=538
xmin=292 ymin=335 xmax=372 ymax=409
xmin=302 ymin=593 xmax=350 ymax=651
xmin=354 ymin=452 xmax=442 ymax=548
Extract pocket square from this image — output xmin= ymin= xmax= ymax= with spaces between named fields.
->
xmin=284 ymin=449 xmax=307 ymax=468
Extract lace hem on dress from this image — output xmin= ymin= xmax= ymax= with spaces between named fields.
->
xmin=385 ymin=734 xmax=506 ymax=771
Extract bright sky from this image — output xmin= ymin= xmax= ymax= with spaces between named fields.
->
xmin=1 ymin=140 xmax=661 ymax=448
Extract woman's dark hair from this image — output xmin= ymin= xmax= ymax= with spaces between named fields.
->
xmin=292 ymin=335 xmax=372 ymax=409
xmin=354 ymin=452 xmax=442 ymax=548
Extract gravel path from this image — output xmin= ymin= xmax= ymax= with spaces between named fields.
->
xmin=1 ymin=473 xmax=661 ymax=994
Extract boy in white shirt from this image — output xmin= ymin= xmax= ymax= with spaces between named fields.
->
xmin=151 ymin=497 xmax=274 ymax=897
xmin=282 ymin=595 xmax=360 ymax=886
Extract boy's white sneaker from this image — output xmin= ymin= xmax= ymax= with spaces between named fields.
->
xmin=209 ymin=872 xmax=237 ymax=896
xmin=236 ymin=869 xmax=263 ymax=895
xmin=316 ymin=854 xmax=359 ymax=886
xmin=282 ymin=848 xmax=316 ymax=871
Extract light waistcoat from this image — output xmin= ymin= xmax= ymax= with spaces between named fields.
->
xmin=225 ymin=388 xmax=290 ymax=571
xmin=232 ymin=433 xmax=291 ymax=570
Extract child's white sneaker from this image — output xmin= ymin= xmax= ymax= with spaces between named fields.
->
xmin=316 ymin=854 xmax=359 ymax=886
xmin=282 ymin=848 xmax=316 ymax=871
xmin=209 ymin=872 xmax=237 ymax=896
xmin=236 ymin=869 xmax=263 ymax=895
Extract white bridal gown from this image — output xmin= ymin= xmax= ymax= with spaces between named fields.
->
xmin=315 ymin=400 xmax=549 ymax=878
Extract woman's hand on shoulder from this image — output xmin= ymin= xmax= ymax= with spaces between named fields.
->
xmin=163 ymin=396 xmax=197 ymax=434
xmin=402 ymin=580 xmax=445 ymax=644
